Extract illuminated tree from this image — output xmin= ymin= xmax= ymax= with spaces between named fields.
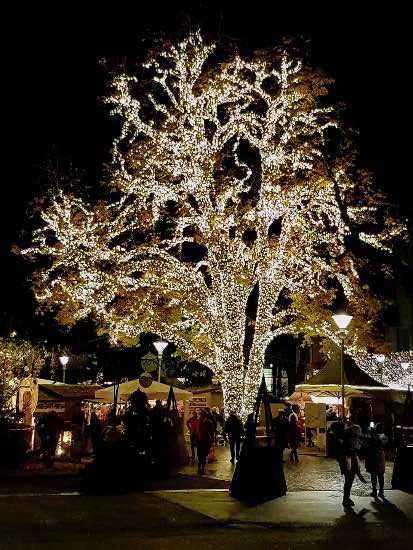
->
xmin=22 ymin=33 xmax=404 ymax=417
xmin=0 ymin=337 xmax=44 ymax=422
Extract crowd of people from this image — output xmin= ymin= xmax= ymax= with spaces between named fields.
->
xmin=35 ymin=392 xmax=190 ymax=474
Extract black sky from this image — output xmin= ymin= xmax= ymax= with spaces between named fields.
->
xmin=1 ymin=1 xmax=411 ymax=338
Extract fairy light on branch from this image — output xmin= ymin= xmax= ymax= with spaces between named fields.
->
xmin=22 ymin=32 xmax=405 ymax=417
xmin=356 ymin=352 xmax=413 ymax=388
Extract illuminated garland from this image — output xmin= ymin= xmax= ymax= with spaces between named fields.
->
xmin=355 ymin=351 xmax=413 ymax=389
xmin=22 ymin=32 xmax=405 ymax=417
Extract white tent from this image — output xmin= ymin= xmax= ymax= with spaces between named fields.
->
xmin=94 ymin=379 xmax=193 ymax=402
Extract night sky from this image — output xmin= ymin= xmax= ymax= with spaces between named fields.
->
xmin=2 ymin=2 xmax=411 ymax=343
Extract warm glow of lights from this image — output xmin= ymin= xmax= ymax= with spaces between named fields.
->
xmin=0 ymin=337 xmax=44 ymax=420
xmin=22 ymin=32 xmax=405 ymax=417
xmin=356 ymin=351 xmax=413 ymax=388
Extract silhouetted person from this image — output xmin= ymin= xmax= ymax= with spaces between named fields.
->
xmin=89 ymin=411 xmax=102 ymax=455
xmin=196 ymin=409 xmax=215 ymax=473
xmin=288 ymin=415 xmax=301 ymax=462
xmin=272 ymin=410 xmax=289 ymax=461
xmin=339 ymin=424 xmax=364 ymax=507
xmin=186 ymin=411 xmax=199 ymax=461
xmin=365 ymin=422 xmax=388 ymax=498
xmin=223 ymin=411 xmax=244 ymax=463
xmin=244 ymin=413 xmax=256 ymax=445
xmin=37 ymin=411 xmax=64 ymax=467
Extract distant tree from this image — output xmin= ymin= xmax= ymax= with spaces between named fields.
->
xmin=22 ymin=33 xmax=405 ymax=417
xmin=0 ymin=337 xmax=44 ymax=423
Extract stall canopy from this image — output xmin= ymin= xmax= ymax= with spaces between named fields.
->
xmin=295 ymin=352 xmax=386 ymax=400
xmin=287 ymin=391 xmax=315 ymax=403
xmin=95 ymin=379 xmax=193 ymax=402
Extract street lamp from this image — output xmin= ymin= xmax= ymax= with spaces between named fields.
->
xmin=332 ymin=313 xmax=353 ymax=422
xmin=153 ymin=341 xmax=168 ymax=383
xmin=59 ymin=355 xmax=69 ymax=384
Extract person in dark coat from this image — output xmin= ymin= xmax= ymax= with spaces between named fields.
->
xmin=272 ymin=410 xmax=289 ymax=461
xmin=339 ymin=424 xmax=365 ymax=507
xmin=195 ymin=409 xmax=215 ymax=473
xmin=223 ymin=412 xmax=244 ymax=463
xmin=37 ymin=411 xmax=64 ymax=467
xmin=287 ymin=415 xmax=302 ymax=463
xmin=186 ymin=411 xmax=199 ymax=461
xmin=244 ymin=413 xmax=256 ymax=445
xmin=89 ymin=411 xmax=102 ymax=455
xmin=365 ymin=422 xmax=388 ymax=498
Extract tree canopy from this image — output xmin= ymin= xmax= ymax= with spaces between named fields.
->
xmin=22 ymin=32 xmax=405 ymax=416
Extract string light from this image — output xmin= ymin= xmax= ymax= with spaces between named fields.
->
xmin=22 ymin=32 xmax=405 ymax=417
xmin=355 ymin=352 xmax=413 ymax=388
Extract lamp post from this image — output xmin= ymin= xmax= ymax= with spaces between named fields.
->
xmin=153 ymin=341 xmax=168 ymax=383
xmin=59 ymin=355 xmax=69 ymax=384
xmin=332 ymin=313 xmax=353 ymax=422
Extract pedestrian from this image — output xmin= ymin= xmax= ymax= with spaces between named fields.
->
xmin=283 ymin=402 xmax=294 ymax=419
xmin=89 ymin=411 xmax=102 ymax=455
xmin=365 ymin=422 xmax=388 ymax=499
xmin=339 ymin=423 xmax=365 ymax=507
xmin=223 ymin=411 xmax=244 ymax=463
xmin=287 ymin=414 xmax=301 ymax=462
xmin=70 ymin=402 xmax=86 ymax=461
xmin=195 ymin=409 xmax=215 ymax=473
xmin=37 ymin=411 xmax=64 ymax=467
xmin=186 ymin=411 xmax=199 ymax=461
xmin=244 ymin=413 xmax=256 ymax=445
xmin=204 ymin=407 xmax=218 ymax=463
xmin=271 ymin=410 xmax=289 ymax=461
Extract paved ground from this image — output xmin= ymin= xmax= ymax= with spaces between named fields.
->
xmin=178 ymin=444 xmax=394 ymax=496
xmin=0 ymin=445 xmax=411 ymax=549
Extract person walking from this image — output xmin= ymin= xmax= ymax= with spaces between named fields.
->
xmin=365 ymin=422 xmax=388 ymax=498
xmin=186 ymin=411 xmax=199 ymax=462
xmin=287 ymin=414 xmax=302 ymax=462
xmin=223 ymin=411 xmax=244 ymax=463
xmin=339 ymin=423 xmax=365 ymax=507
xmin=195 ymin=409 xmax=215 ymax=473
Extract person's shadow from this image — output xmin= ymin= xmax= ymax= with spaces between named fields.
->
xmin=370 ymin=497 xmax=409 ymax=524
xmin=319 ymin=507 xmax=372 ymax=549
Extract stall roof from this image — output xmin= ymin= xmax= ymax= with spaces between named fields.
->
xmin=38 ymin=383 xmax=102 ymax=401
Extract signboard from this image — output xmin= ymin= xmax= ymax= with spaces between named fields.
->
xmin=189 ymin=396 xmax=207 ymax=415
xmin=304 ymin=402 xmax=327 ymax=452
xmin=35 ymin=402 xmax=65 ymax=413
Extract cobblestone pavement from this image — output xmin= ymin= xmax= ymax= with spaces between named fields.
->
xmin=178 ymin=444 xmax=394 ymax=496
